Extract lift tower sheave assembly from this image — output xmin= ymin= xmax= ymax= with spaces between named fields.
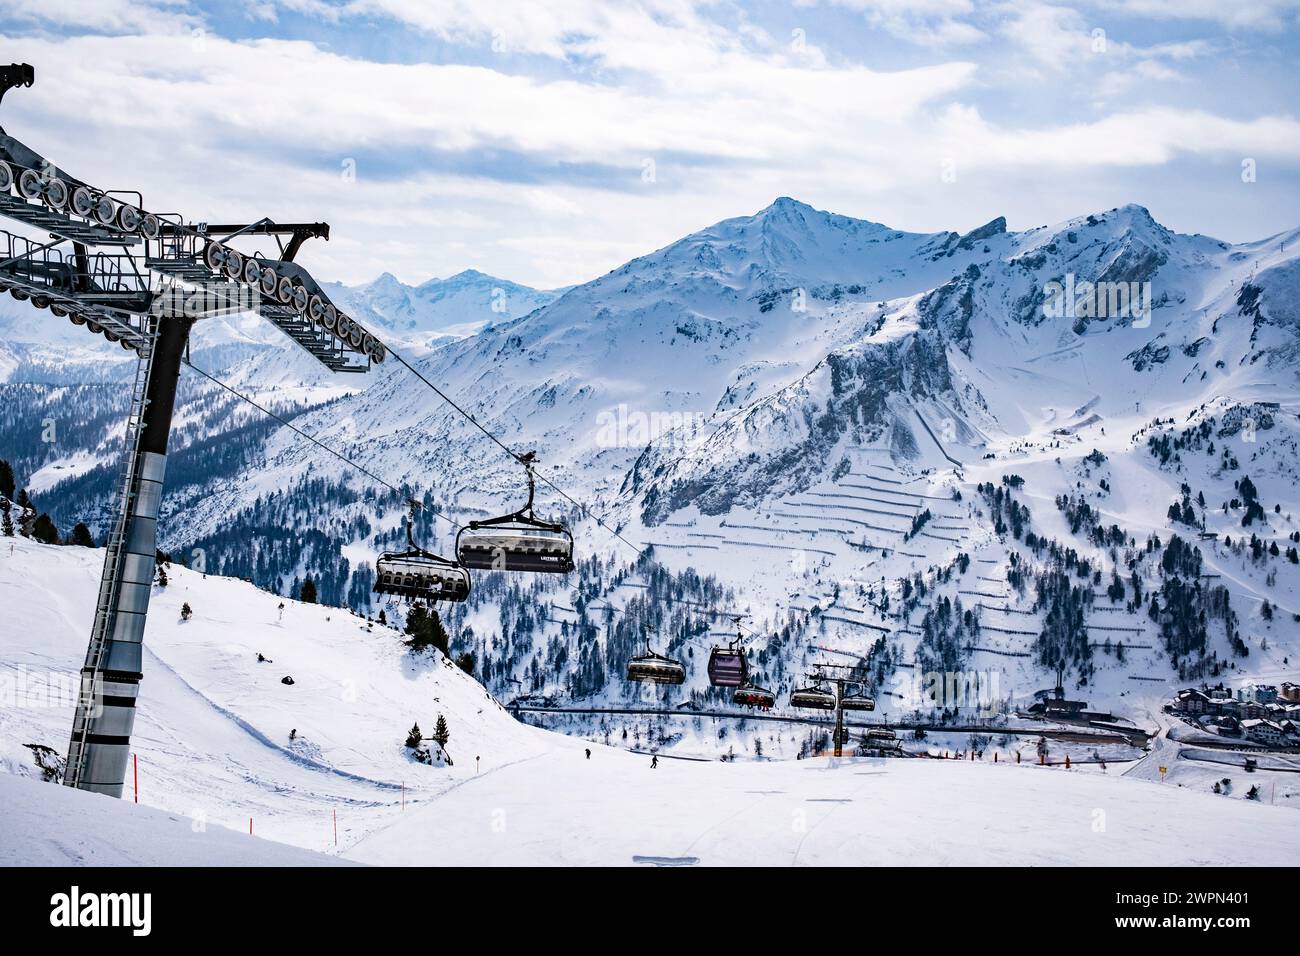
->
xmin=0 ymin=63 xmax=388 ymax=796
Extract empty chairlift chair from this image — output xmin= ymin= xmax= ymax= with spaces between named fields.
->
xmin=626 ymin=635 xmax=686 ymax=685
xmin=374 ymin=500 xmax=470 ymax=604
xmin=839 ymin=689 xmax=876 ymax=712
xmin=789 ymin=684 xmax=837 ymax=710
xmin=456 ymin=451 xmax=574 ymax=574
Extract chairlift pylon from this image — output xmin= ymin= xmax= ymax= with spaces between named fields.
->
xmin=373 ymin=499 xmax=470 ymax=604
xmin=456 ymin=451 xmax=575 ymax=573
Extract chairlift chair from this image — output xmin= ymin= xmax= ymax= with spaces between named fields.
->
xmin=732 ymin=683 xmax=775 ymax=710
xmin=456 ymin=452 xmax=575 ymax=573
xmin=789 ymin=684 xmax=837 ymax=710
xmin=626 ymin=633 xmax=686 ymax=685
xmin=373 ymin=500 xmax=470 ymax=604
xmin=839 ymin=690 xmax=876 ymax=712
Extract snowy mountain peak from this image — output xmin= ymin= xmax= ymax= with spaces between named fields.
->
xmin=441 ymin=268 xmax=492 ymax=284
xmin=364 ymin=271 xmax=405 ymax=294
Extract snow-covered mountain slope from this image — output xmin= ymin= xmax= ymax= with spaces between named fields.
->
xmin=0 ymin=536 xmax=554 ymax=855
xmin=9 ymin=198 xmax=1300 ymax=746
xmin=4 ymin=536 xmax=1298 ymax=867
xmin=186 ymin=198 xmax=1297 ymax=527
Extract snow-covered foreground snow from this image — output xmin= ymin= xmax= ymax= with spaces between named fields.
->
xmin=2 ymin=537 xmax=1297 ymax=866
xmin=0 ymin=772 xmax=344 ymax=866
xmin=0 ymin=536 xmax=556 ymax=857
xmin=349 ymin=748 xmax=1300 ymax=866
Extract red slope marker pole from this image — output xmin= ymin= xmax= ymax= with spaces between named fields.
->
xmin=249 ymin=817 xmax=253 ymax=835
xmin=333 ymin=808 xmax=338 ymax=847
xmin=133 ymin=753 xmax=138 ymax=803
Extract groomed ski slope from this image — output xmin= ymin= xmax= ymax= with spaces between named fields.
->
xmin=347 ymin=749 xmax=1300 ymax=867
xmin=2 ymin=537 xmax=1298 ymax=866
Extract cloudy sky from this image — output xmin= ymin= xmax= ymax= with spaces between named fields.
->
xmin=1 ymin=0 xmax=1297 ymax=288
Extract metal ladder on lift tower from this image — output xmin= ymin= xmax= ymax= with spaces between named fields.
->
xmin=64 ymin=331 xmax=155 ymax=788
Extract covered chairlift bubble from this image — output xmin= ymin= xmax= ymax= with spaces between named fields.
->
xmin=456 ymin=451 xmax=574 ymax=574
xmin=626 ymin=632 xmax=686 ymax=685
xmin=707 ymin=617 xmax=749 ymax=687
xmin=373 ymin=500 xmax=470 ymax=604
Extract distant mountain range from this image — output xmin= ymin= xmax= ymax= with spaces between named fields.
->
xmin=0 ymin=268 xmax=563 ymax=383
xmin=320 ymin=268 xmax=565 ymax=342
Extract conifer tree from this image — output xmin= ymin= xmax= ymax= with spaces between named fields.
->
xmin=432 ymin=714 xmax=450 ymax=747
xmin=404 ymin=604 xmax=450 ymax=655
xmin=31 ymin=513 xmax=59 ymax=544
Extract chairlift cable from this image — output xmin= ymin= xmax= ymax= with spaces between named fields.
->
xmin=182 ymin=359 xmax=461 ymax=531
xmin=380 ymin=344 xmax=647 ymax=559
xmin=189 ymin=356 xmax=766 ymax=641
xmin=385 ymin=341 xmax=768 ymax=642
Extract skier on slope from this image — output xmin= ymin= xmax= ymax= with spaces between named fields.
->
xmin=585 ymin=748 xmax=591 ymax=760
xmin=651 ymin=754 xmax=658 ymax=769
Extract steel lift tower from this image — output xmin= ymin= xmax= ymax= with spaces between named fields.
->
xmin=0 ymin=64 xmax=388 ymax=796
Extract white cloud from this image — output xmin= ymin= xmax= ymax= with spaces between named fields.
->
xmin=1 ymin=31 xmax=977 ymax=162
xmin=0 ymin=0 xmax=199 ymax=35
xmin=0 ymin=1 xmax=1296 ymax=287
xmin=1088 ymin=0 xmax=1300 ymax=31
xmin=796 ymin=0 xmax=987 ymax=46
xmin=934 ymin=103 xmax=1300 ymax=169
